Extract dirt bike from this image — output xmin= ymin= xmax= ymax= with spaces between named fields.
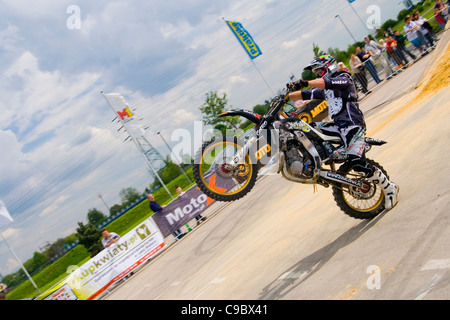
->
xmin=193 ymin=95 xmax=391 ymax=220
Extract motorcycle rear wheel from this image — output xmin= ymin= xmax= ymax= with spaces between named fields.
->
xmin=193 ymin=136 xmax=258 ymax=202
xmin=332 ymin=159 xmax=387 ymax=219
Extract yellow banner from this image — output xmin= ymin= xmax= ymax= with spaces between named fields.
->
xmin=226 ymin=21 xmax=262 ymax=60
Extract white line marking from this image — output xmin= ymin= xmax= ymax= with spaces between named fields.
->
xmin=193 ymin=277 xmax=227 ymax=300
xmin=421 ymin=259 xmax=450 ymax=271
xmin=414 ymin=274 xmax=443 ymax=300
xmin=194 ymin=285 xmax=212 ymax=300
xmin=210 ymin=277 xmax=226 ymax=284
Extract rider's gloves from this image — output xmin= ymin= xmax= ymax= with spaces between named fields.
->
xmin=286 ymin=79 xmax=309 ymax=92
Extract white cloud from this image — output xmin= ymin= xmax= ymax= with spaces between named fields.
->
xmin=39 ymin=195 xmax=69 ymax=218
xmin=281 ymin=39 xmax=300 ymax=49
xmin=0 ymin=23 xmax=23 ymax=52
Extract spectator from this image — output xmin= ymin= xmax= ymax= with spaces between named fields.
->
xmin=393 ymin=30 xmax=416 ymax=62
xmin=404 ymin=15 xmax=426 ymax=54
xmin=364 ymin=36 xmax=394 ymax=80
xmin=337 ymin=62 xmax=350 ymax=73
xmin=385 ymin=35 xmax=405 ymax=68
xmin=378 ymin=38 xmax=396 ymax=67
xmin=355 ymin=46 xmax=381 ymax=84
xmin=349 ymin=54 xmax=370 ymax=94
xmin=435 ymin=0 xmax=448 ymax=29
xmin=413 ymin=11 xmax=435 ymax=49
xmin=175 ymin=186 xmax=206 ymax=225
xmin=148 ymin=193 xmax=184 ymax=240
xmin=101 ymin=229 xmax=120 ymax=248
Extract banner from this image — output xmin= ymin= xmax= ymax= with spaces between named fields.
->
xmin=102 ymin=92 xmax=146 ymax=139
xmin=225 ymin=20 xmax=262 ymax=60
xmin=0 ymin=199 xmax=13 ymax=228
xmin=152 ymin=187 xmax=216 ymax=237
xmin=38 ymin=218 xmax=165 ymax=300
xmin=43 ymin=283 xmax=78 ymax=300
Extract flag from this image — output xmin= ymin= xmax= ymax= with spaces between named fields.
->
xmin=225 ymin=20 xmax=262 ymax=60
xmin=0 ymin=199 xmax=14 ymax=228
xmin=348 ymin=0 xmax=356 ymax=2
xmin=102 ymin=92 xmax=145 ymax=139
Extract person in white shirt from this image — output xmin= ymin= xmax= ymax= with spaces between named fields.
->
xmin=101 ymin=229 xmax=120 ymax=248
xmin=413 ymin=11 xmax=435 ymax=48
xmin=403 ymin=15 xmax=426 ymax=54
xmin=364 ymin=36 xmax=393 ymax=80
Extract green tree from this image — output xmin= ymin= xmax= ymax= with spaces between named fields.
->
xmin=328 ymin=47 xmax=348 ymax=64
xmin=301 ymin=69 xmax=317 ymax=81
xmin=149 ymin=156 xmax=185 ymax=190
xmin=160 ymin=155 xmax=181 ymax=183
xmin=44 ymin=238 xmax=67 ymax=260
xmin=23 ymin=251 xmax=47 ymax=275
xmin=397 ymin=9 xmax=412 ymax=22
xmin=109 ymin=203 xmax=125 ymax=216
xmin=312 ymin=42 xmax=326 ymax=58
xmin=87 ymin=208 xmax=107 ymax=226
xmin=199 ymin=91 xmax=240 ymax=132
xmin=75 ymin=221 xmax=103 ymax=254
xmin=119 ymin=187 xmax=141 ymax=204
xmin=252 ymin=104 xmax=269 ymax=116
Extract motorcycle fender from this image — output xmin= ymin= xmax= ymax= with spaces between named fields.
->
xmin=218 ymin=109 xmax=262 ymax=124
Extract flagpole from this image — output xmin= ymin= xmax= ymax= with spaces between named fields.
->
xmin=345 ymin=0 xmax=371 ymax=33
xmin=250 ymin=60 xmax=275 ymax=96
xmin=222 ymin=18 xmax=275 ymax=96
xmin=0 ymin=233 xmax=41 ymax=295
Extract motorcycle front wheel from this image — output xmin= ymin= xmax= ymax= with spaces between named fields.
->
xmin=332 ymin=159 xmax=387 ymax=219
xmin=193 ymin=136 xmax=258 ymax=202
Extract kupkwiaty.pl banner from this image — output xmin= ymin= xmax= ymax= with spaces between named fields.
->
xmin=38 ymin=218 xmax=164 ymax=300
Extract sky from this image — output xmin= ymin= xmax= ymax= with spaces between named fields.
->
xmin=0 ymin=0 xmax=410 ymax=276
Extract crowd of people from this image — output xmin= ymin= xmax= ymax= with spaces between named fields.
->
xmin=346 ymin=1 xmax=448 ymax=96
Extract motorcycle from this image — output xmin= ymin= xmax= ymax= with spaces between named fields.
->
xmin=193 ymin=94 xmax=391 ymax=220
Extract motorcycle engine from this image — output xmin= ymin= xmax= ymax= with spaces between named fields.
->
xmin=284 ymin=141 xmax=314 ymax=178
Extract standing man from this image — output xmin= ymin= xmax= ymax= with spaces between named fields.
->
xmin=356 ymin=47 xmax=381 ymax=84
xmin=148 ymin=194 xmax=184 ymax=240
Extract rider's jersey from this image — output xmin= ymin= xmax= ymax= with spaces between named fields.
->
xmin=301 ymin=72 xmax=365 ymax=127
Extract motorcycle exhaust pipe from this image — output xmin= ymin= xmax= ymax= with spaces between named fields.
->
xmin=319 ymin=171 xmax=362 ymax=188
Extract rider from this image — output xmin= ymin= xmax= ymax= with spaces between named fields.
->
xmin=286 ymin=54 xmax=398 ymax=210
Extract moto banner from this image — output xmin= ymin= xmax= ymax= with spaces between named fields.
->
xmin=152 ymin=187 xmax=216 ymax=237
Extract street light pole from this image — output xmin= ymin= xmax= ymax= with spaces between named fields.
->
xmin=335 ymin=14 xmax=357 ymax=43
xmin=98 ymin=193 xmax=110 ymax=214
xmin=157 ymin=131 xmax=192 ymax=185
